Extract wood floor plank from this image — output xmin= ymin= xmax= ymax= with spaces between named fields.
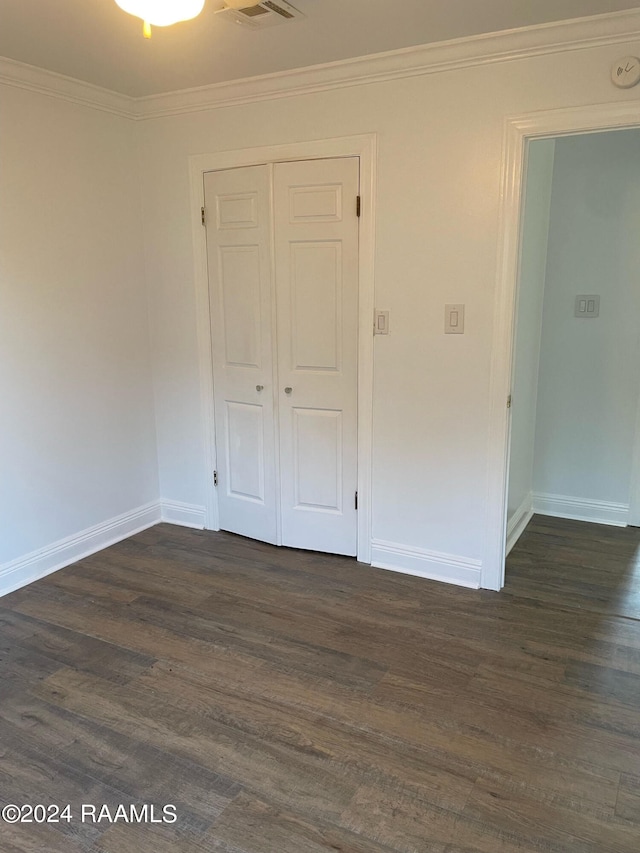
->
xmin=616 ymin=772 xmax=640 ymax=822
xmin=41 ymin=570 xmax=141 ymax=605
xmin=0 ymin=693 xmax=240 ymax=826
xmin=0 ymin=725 xmax=127 ymax=849
xmin=128 ymin=592 xmax=391 ymax=690
xmin=57 ymin=554 xmax=217 ymax=609
xmin=0 ymin=607 xmax=155 ymax=685
xmin=0 ymin=641 xmax=63 ymax=690
xmin=463 ymin=776 xmax=639 ymax=853
xmin=92 ymin=820 xmax=248 ymax=853
xmin=11 ymin=593 xmax=385 ymax=696
xmin=563 ymin=658 xmax=640 ymax=708
xmin=31 ymin=666 xmax=359 ymax=823
xmin=136 ymin=658 xmax=475 ymax=813
xmin=0 ymin=821 xmax=87 ymax=853
xmin=142 ymin=654 xmax=616 ymax=819
xmin=372 ymin=671 xmax=620 ymax=810
xmin=125 ymin=585 xmax=482 ymax=690
xmin=1 ymin=516 xmax=639 ymax=851
xmin=208 ymin=792 xmax=403 ymax=853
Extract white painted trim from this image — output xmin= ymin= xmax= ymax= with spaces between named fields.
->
xmin=371 ymin=539 xmax=482 ymax=590
xmin=355 ymin=140 xmax=376 ymax=566
xmin=2 ymin=11 xmax=640 ymax=120
xmin=532 ymin=492 xmax=628 ymax=527
xmin=506 ymin=493 xmax=534 ymax=555
xmin=189 ymin=134 xmax=376 ymax=564
xmin=160 ymin=500 xmax=206 ymax=529
xmin=267 ymin=163 xmax=283 ymax=546
xmin=504 ymin=142 xmax=554 ymax=560
xmin=483 ymin=116 xmax=527 ymax=591
xmin=135 ymin=10 xmax=640 ymax=119
xmin=190 ymin=165 xmax=219 ymax=533
xmin=628 ymin=383 xmax=640 ymax=527
xmin=484 ymin=99 xmax=640 ymax=592
xmin=0 ymin=502 xmax=161 ymax=598
xmin=0 ymin=56 xmax=135 ymax=119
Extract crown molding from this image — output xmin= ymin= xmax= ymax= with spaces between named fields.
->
xmin=134 ymin=9 xmax=640 ymax=120
xmin=2 ymin=10 xmax=640 ymax=122
xmin=0 ymin=56 xmax=136 ymax=119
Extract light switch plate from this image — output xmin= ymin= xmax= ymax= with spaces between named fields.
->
xmin=445 ymin=304 xmax=465 ymax=334
xmin=374 ymin=309 xmax=389 ymax=335
xmin=574 ymin=295 xmax=600 ymax=318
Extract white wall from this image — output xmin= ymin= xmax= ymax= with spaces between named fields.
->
xmin=1 ymin=18 xmax=638 ymax=593
xmin=0 ymin=85 xmax=159 ymax=575
xmin=137 ymin=34 xmax=640 ymax=584
xmin=507 ymin=138 xmax=555 ymax=538
xmin=532 ymin=129 xmax=640 ymax=521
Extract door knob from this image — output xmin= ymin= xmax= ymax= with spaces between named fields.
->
xmin=256 ymin=385 xmax=264 ymax=392
xmin=284 ymin=387 xmax=292 ymax=394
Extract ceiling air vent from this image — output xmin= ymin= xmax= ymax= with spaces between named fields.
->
xmin=216 ymin=0 xmax=305 ymax=29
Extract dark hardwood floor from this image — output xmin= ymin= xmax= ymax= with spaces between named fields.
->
xmin=1 ymin=516 xmax=640 ymax=852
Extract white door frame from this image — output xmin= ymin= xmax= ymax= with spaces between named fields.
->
xmin=189 ymin=134 xmax=377 ymax=564
xmin=483 ymin=100 xmax=640 ymax=591
xmin=629 ymin=390 xmax=640 ymax=527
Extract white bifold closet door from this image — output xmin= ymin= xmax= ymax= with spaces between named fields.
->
xmin=205 ymin=156 xmax=359 ymax=556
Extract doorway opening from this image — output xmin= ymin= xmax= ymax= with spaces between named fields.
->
xmin=505 ymin=128 xmax=640 ymax=571
xmin=484 ymin=101 xmax=640 ymax=592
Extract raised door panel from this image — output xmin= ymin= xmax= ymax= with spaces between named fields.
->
xmin=292 ymin=408 xmax=342 ymax=512
xmin=216 ymin=192 xmax=258 ymax=229
xmin=225 ymin=402 xmax=265 ymax=503
xmin=290 ymin=241 xmax=341 ymax=372
xmin=204 ymin=165 xmax=277 ymax=545
xmin=289 ymin=184 xmax=342 ymax=222
xmin=219 ymin=245 xmax=262 ymax=368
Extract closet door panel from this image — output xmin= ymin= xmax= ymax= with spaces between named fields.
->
xmin=205 ymin=166 xmax=278 ymax=544
xmin=274 ymin=157 xmax=359 ymax=556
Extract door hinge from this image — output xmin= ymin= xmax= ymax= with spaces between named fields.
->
xmin=213 ymin=470 xmax=218 ymax=486
xmin=355 ymin=490 xmax=358 ymax=510
xmin=201 ymin=206 xmax=206 ymax=226
xmin=356 ymin=196 xmax=361 ymax=218
xmin=507 ymin=394 xmax=512 ymax=409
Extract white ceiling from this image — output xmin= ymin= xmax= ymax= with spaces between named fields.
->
xmin=1 ymin=0 xmax=640 ymax=97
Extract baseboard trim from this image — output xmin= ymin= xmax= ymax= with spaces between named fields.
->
xmin=160 ymin=500 xmax=206 ymax=529
xmin=506 ymin=493 xmax=534 ymax=555
xmin=532 ymin=492 xmax=629 ymax=527
xmin=0 ymin=502 xmax=162 ymax=598
xmin=370 ymin=539 xmax=481 ymax=589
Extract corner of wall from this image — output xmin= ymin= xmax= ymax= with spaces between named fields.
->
xmin=0 ymin=503 xmax=162 ymax=598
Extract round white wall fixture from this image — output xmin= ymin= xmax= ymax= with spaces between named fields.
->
xmin=611 ymin=56 xmax=640 ymax=88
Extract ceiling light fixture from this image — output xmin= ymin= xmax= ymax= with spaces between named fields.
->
xmin=115 ymin=0 xmax=206 ymax=39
